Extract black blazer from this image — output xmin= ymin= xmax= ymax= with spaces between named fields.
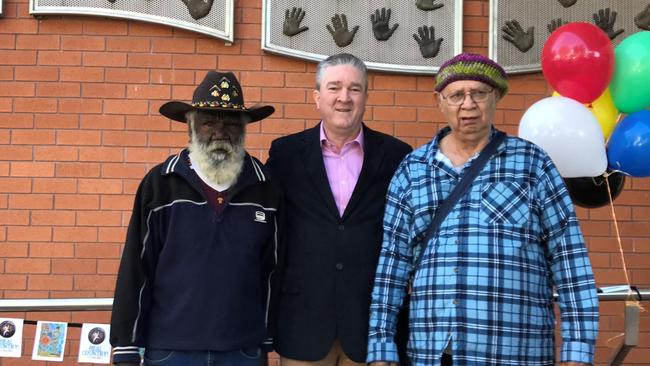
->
xmin=267 ymin=123 xmax=411 ymax=362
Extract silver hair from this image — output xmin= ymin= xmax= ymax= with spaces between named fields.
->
xmin=315 ymin=53 xmax=368 ymax=92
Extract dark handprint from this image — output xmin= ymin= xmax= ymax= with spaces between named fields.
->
xmin=181 ymin=0 xmax=214 ymax=20
xmin=326 ymin=14 xmax=359 ymax=47
xmin=558 ymin=0 xmax=577 ymax=8
xmin=413 ymin=26 xmax=443 ymax=59
xmin=415 ymin=0 xmax=444 ymax=11
xmin=593 ymin=8 xmax=624 ymax=40
xmin=283 ymin=7 xmax=309 ymax=37
xmin=547 ymin=18 xmax=567 ymax=34
xmin=634 ymin=4 xmax=650 ymax=30
xmin=371 ymin=8 xmax=399 ymax=41
xmin=502 ymin=20 xmax=534 ymax=53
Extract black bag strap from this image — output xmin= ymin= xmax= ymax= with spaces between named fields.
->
xmin=411 ymin=131 xmax=506 ymax=271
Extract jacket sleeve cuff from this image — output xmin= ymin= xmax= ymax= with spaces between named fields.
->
xmin=112 ymin=346 xmax=142 ymax=364
xmin=560 ymin=341 xmax=594 ymax=364
xmin=366 ymin=341 xmax=400 ymax=364
xmin=260 ymin=337 xmax=274 ymax=353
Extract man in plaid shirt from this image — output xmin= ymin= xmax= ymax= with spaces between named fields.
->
xmin=366 ymin=53 xmax=598 ymax=366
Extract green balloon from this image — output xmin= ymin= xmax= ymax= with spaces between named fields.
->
xmin=610 ymin=31 xmax=650 ymax=113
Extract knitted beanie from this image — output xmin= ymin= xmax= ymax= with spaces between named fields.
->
xmin=435 ymin=53 xmax=508 ymax=96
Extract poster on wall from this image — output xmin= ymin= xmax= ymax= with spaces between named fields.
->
xmin=31 ymin=321 xmax=68 ymax=362
xmin=78 ymin=323 xmax=111 ymax=364
xmin=0 ymin=318 xmax=24 ymax=358
xmin=262 ymin=0 xmax=463 ymax=75
xmin=29 ymin=0 xmax=234 ymax=42
xmin=490 ymin=0 xmax=650 ymax=73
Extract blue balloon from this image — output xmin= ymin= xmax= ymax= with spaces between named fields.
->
xmin=607 ymin=110 xmax=650 ymax=177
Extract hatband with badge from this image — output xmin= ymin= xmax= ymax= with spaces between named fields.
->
xmin=160 ymin=71 xmax=275 ymax=123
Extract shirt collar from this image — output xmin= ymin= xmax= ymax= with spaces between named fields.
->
xmin=423 ymin=126 xmax=502 ymax=164
xmin=319 ymin=122 xmax=365 ymax=153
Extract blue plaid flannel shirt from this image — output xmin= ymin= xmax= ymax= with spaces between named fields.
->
xmin=367 ymin=127 xmax=598 ymax=366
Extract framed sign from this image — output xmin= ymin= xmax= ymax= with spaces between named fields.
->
xmin=29 ymin=0 xmax=234 ymax=42
xmin=490 ymin=0 xmax=650 ymax=74
xmin=262 ymin=0 xmax=463 ymax=75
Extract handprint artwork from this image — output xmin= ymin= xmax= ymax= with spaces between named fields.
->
xmin=593 ymin=8 xmax=624 ymax=40
xmin=284 ymin=7 xmax=309 ymax=37
xmin=413 ymin=26 xmax=443 ymax=58
xmin=634 ymin=4 xmax=650 ymax=30
xmin=558 ymin=0 xmax=577 ymax=8
xmin=547 ymin=18 xmax=567 ymax=34
xmin=326 ymin=14 xmax=359 ymax=47
xmin=371 ymin=8 xmax=399 ymax=41
xmin=502 ymin=20 xmax=534 ymax=52
xmin=415 ymin=0 xmax=444 ymax=11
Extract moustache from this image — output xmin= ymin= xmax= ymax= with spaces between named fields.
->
xmin=204 ymin=139 xmax=235 ymax=153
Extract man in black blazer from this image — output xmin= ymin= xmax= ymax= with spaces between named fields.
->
xmin=266 ymin=53 xmax=412 ymax=365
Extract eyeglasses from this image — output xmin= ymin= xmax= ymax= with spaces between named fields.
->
xmin=440 ymin=88 xmax=493 ymax=106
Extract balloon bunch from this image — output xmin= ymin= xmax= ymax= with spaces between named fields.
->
xmin=519 ymin=23 xmax=650 ymax=208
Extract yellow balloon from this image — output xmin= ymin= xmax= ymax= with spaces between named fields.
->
xmin=552 ymin=89 xmax=619 ymax=140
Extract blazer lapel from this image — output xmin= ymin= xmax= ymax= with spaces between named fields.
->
xmin=301 ymin=123 xmax=340 ymax=218
xmin=341 ymin=124 xmax=385 ymax=220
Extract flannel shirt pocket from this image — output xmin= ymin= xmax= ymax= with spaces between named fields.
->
xmin=480 ymin=181 xmax=529 ymax=227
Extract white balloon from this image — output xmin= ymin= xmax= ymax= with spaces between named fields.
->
xmin=518 ymin=96 xmax=607 ymax=178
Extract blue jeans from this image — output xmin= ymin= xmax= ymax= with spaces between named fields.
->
xmin=143 ymin=348 xmax=261 ymax=366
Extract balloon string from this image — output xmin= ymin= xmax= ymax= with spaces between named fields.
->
xmin=604 ymin=175 xmax=632 ymax=298
xmin=615 ymin=113 xmax=624 ymax=125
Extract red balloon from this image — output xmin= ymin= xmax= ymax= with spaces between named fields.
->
xmin=542 ymin=22 xmax=614 ymax=104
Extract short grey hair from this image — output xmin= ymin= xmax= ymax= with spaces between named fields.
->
xmin=315 ymin=53 xmax=368 ymax=92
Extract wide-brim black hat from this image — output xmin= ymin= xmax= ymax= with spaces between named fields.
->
xmin=159 ymin=71 xmax=275 ymax=123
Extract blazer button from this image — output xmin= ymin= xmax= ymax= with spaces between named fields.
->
xmin=338 ymin=225 xmax=345 ymax=231
xmin=336 ymin=263 xmax=344 ymax=270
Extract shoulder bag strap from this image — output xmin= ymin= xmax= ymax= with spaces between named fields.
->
xmin=411 ymin=131 xmax=506 ymax=271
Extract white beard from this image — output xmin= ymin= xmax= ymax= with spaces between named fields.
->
xmin=188 ymin=131 xmax=245 ymax=187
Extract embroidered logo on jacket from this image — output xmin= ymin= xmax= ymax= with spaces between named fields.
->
xmin=254 ymin=211 xmax=267 ymax=223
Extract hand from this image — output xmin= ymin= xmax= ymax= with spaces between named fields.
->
xmin=326 ymin=14 xmax=359 ymax=47
xmin=371 ymin=8 xmax=399 ymax=41
xmin=593 ymin=8 xmax=624 ymax=40
xmin=283 ymin=7 xmax=309 ymax=37
xmin=181 ymin=0 xmax=214 ymax=20
xmin=547 ymin=18 xmax=567 ymax=34
xmin=557 ymin=0 xmax=576 ymax=8
xmin=413 ymin=26 xmax=443 ymax=58
xmin=557 ymin=363 xmax=590 ymax=366
xmin=415 ymin=0 xmax=444 ymax=11
xmin=634 ymin=4 xmax=650 ymax=30
xmin=502 ymin=20 xmax=534 ymax=53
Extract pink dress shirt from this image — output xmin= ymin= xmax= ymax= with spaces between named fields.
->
xmin=320 ymin=123 xmax=364 ymax=217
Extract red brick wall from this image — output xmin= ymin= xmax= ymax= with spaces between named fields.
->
xmin=0 ymin=0 xmax=648 ymax=364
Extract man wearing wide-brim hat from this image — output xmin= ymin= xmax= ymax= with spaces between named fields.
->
xmin=110 ymin=71 xmax=282 ymax=366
